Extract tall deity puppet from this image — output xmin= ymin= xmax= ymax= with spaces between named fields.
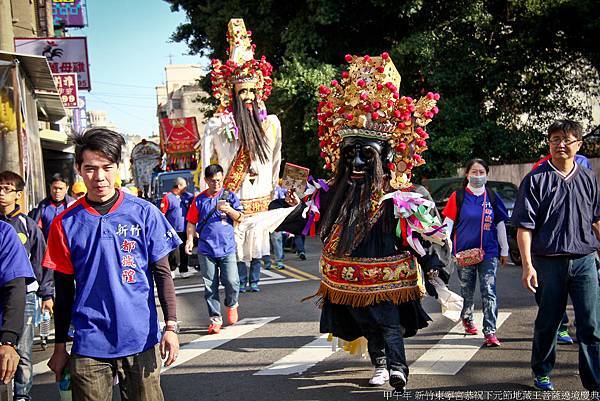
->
xmin=275 ymin=53 xmax=448 ymax=390
xmin=202 ymin=19 xmax=282 ymax=283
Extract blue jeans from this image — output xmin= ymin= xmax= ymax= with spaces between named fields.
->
xmin=532 ymin=253 xmax=600 ymax=390
xmin=200 ymin=253 xmax=239 ymax=317
xmin=238 ymin=256 xmax=269 ymax=286
xmin=348 ymin=302 xmax=408 ymax=374
xmin=14 ymin=292 xmax=39 ymax=401
xmin=294 ymin=235 xmax=305 ymax=253
xmin=270 ymin=232 xmax=285 ymax=265
xmin=457 ymin=257 xmax=499 ymax=335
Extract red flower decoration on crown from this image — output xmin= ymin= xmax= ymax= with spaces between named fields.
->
xmin=317 ymin=53 xmax=440 ymax=189
xmin=210 ymin=19 xmax=273 ymax=112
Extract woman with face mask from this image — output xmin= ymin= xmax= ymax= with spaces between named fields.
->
xmin=441 ymin=158 xmax=510 ymax=347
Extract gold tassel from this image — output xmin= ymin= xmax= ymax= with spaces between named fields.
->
xmin=302 ymin=281 xmax=425 ymax=308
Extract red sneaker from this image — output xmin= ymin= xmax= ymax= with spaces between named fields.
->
xmin=484 ymin=333 xmax=501 ymax=347
xmin=462 ymin=319 xmax=478 ymax=335
xmin=207 ymin=322 xmax=222 ymax=334
xmin=226 ymin=306 xmax=239 ymax=325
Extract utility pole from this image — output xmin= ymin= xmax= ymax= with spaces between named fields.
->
xmin=0 ymin=0 xmax=20 ymax=176
xmin=0 ymin=0 xmax=15 ymax=51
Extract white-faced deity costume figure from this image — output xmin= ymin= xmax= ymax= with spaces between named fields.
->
xmin=202 ymin=19 xmax=282 ymax=263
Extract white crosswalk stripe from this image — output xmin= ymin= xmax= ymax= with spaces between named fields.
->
xmin=254 ymin=334 xmax=335 ymax=376
xmin=33 ymin=312 xmax=513 ymax=379
xmin=409 ymin=312 xmax=511 ymax=375
xmin=163 ymin=316 xmax=279 ymax=372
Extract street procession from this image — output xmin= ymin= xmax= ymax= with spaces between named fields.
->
xmin=1 ymin=1 xmax=600 ymax=400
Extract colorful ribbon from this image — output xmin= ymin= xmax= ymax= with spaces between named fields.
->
xmin=388 ymin=191 xmax=447 ymax=255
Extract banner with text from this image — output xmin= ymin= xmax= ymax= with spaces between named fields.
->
xmin=52 ymin=0 xmax=87 ymax=28
xmin=53 ymin=73 xmax=79 ymax=108
xmin=15 ymin=37 xmax=91 ymax=90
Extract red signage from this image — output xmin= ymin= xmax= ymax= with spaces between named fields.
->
xmin=159 ymin=117 xmax=200 ymax=154
xmin=53 ymin=73 xmax=79 ymax=108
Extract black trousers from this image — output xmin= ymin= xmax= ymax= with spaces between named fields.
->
xmin=168 ymin=232 xmax=188 ymax=273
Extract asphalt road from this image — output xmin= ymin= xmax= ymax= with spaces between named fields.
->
xmin=30 ymin=236 xmax=590 ymax=401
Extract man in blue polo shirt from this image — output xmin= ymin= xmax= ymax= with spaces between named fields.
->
xmin=32 ymin=174 xmax=74 ymax=239
xmin=0 ymin=170 xmax=53 ymax=401
xmin=160 ymin=177 xmax=194 ymax=278
xmin=186 ymin=164 xmax=243 ymax=334
xmin=44 ymin=128 xmax=181 ymax=401
xmin=0 ymin=220 xmax=35 ymax=385
xmin=513 ymin=119 xmax=600 ymax=391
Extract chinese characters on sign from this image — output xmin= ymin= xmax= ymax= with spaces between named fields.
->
xmin=52 ymin=0 xmax=87 ymax=28
xmin=159 ymin=117 xmax=200 ymax=154
xmin=53 ymin=73 xmax=79 ymax=108
xmin=14 ymin=37 xmax=91 ymax=90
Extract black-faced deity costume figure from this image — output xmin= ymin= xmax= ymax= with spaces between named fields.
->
xmin=273 ymin=53 xmax=449 ymax=390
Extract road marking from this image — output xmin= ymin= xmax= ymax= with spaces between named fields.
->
xmin=173 ymin=278 xmax=299 ymax=295
xmin=34 ymin=318 xmax=278 ymax=377
xmin=409 ymin=312 xmax=511 ymax=375
xmin=282 ymin=264 xmax=320 ymax=281
xmin=254 ymin=334 xmax=335 ymax=376
xmin=277 ymin=268 xmax=309 ymax=281
xmin=163 ymin=316 xmax=279 ymax=373
xmin=261 ymin=269 xmax=287 ymax=279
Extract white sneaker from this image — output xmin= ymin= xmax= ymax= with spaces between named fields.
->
xmin=179 ymin=271 xmax=194 ymax=279
xmin=369 ymin=367 xmax=389 ymax=386
xmin=389 ymin=369 xmax=407 ymax=390
xmin=171 ymin=271 xmax=179 ymax=279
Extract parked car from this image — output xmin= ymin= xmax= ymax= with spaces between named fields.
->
xmin=423 ymin=178 xmax=522 ymax=265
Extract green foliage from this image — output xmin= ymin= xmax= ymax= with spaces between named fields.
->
xmin=269 ymin=58 xmax=338 ymax=177
xmin=167 ymin=0 xmax=600 ymax=178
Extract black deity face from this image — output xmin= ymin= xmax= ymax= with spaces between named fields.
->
xmin=340 ymin=136 xmax=392 ymax=181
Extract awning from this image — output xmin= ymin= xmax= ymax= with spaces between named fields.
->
xmin=0 ymin=51 xmax=66 ymax=122
xmin=39 ymin=128 xmax=74 ymax=153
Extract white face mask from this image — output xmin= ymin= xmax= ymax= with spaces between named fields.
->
xmin=468 ymin=175 xmax=487 ymax=188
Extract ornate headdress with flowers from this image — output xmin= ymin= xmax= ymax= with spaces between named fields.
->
xmin=210 ymin=19 xmax=273 ymax=112
xmin=317 ymin=53 xmax=440 ymax=189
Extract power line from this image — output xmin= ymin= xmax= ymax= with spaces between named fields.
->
xmin=90 ymin=91 xmax=156 ymax=99
xmin=86 ymin=94 xmax=152 ymax=122
xmin=93 ymin=80 xmax=157 ymax=89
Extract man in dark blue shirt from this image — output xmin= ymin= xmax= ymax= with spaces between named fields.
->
xmin=513 ymin=119 xmax=600 ymax=391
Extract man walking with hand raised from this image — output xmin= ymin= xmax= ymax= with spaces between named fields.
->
xmin=186 ymin=164 xmax=243 ymax=334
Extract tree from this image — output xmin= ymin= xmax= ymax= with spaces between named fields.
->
xmin=167 ymin=0 xmax=600 ymax=179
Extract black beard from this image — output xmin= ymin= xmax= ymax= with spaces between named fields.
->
xmin=320 ymin=156 xmax=384 ymax=256
xmin=232 ymin=95 xmax=270 ymax=164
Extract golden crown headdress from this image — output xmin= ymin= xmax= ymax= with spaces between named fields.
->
xmin=317 ymin=53 xmax=440 ymax=189
xmin=210 ymin=19 xmax=273 ymax=112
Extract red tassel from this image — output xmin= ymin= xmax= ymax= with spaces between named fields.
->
xmin=400 ymin=218 xmax=409 ymax=247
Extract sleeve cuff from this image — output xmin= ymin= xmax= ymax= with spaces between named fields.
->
xmin=0 ymin=331 xmax=18 ymax=343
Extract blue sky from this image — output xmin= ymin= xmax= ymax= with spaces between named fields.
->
xmin=76 ymin=0 xmax=207 ymax=137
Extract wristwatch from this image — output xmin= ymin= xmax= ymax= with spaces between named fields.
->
xmin=0 ymin=341 xmax=16 ymax=348
xmin=164 ymin=322 xmax=180 ymax=334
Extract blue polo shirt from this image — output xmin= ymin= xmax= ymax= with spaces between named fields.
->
xmin=160 ymin=191 xmax=193 ymax=232
xmin=512 ymin=160 xmax=600 ymax=256
xmin=443 ymin=188 xmax=509 ymax=259
xmin=42 ymin=191 xmax=181 ymax=358
xmin=36 ymin=197 xmax=73 ymax=238
xmin=186 ymin=189 xmax=243 ymax=258
xmin=0 ymin=221 xmax=35 ymax=328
